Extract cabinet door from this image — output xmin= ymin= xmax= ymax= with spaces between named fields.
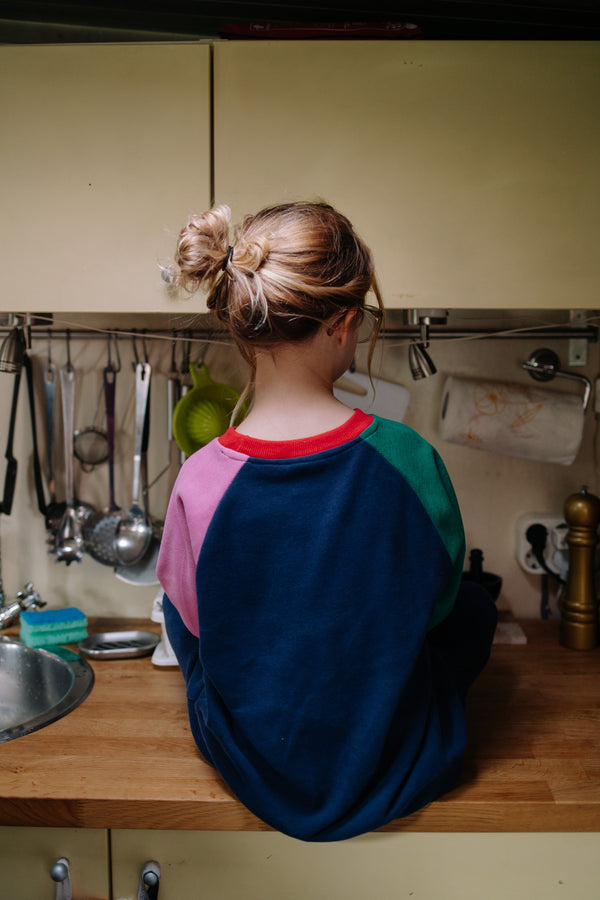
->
xmin=0 ymin=44 xmax=210 ymax=314
xmin=111 ymin=829 xmax=599 ymax=899
xmin=214 ymin=41 xmax=599 ymax=310
xmin=0 ymin=826 xmax=109 ymax=899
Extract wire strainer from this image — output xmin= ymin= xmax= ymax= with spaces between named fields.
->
xmin=73 ymin=381 xmax=108 ymax=471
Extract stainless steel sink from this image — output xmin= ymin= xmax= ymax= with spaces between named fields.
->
xmin=0 ymin=636 xmax=94 ymax=743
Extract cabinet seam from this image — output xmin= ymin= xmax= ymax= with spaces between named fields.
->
xmin=107 ymin=828 xmax=114 ymax=900
xmin=209 ymin=42 xmax=215 ymax=206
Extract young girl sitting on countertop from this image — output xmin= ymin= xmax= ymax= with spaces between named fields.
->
xmin=156 ymin=201 xmax=497 ymax=842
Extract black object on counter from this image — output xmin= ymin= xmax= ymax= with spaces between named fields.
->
xmin=461 ymin=548 xmax=502 ymax=602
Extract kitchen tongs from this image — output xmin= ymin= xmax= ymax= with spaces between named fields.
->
xmin=0 ymin=367 xmax=21 ymax=515
xmin=0 ymin=352 xmax=48 ymax=518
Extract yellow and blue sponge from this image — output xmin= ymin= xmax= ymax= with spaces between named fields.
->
xmin=20 ymin=607 xmax=88 ymax=648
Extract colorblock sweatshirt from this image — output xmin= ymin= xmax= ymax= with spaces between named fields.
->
xmin=157 ymin=410 xmax=472 ymax=841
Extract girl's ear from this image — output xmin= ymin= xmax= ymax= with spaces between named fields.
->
xmin=334 ymin=309 xmax=361 ymax=345
xmin=326 ymin=309 xmax=360 ymax=337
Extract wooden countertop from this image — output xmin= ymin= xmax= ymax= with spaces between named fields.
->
xmin=1 ymin=616 xmax=599 ymax=833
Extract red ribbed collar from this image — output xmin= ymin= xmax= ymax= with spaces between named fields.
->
xmin=219 ymin=409 xmax=373 ymax=459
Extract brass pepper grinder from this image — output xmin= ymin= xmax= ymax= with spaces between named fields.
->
xmin=561 ymin=486 xmax=600 ymax=650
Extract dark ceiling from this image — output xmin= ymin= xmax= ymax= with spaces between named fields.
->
xmin=1 ymin=1 xmax=600 ymax=43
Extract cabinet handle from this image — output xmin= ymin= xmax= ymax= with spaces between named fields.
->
xmin=50 ymin=857 xmax=72 ymax=900
xmin=138 ymin=860 xmax=160 ymax=900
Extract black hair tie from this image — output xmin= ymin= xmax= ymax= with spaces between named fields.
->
xmin=221 ymin=245 xmax=234 ymax=271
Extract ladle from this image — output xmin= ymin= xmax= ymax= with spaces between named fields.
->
xmin=54 ymin=362 xmax=84 ymax=565
xmin=82 ymin=363 xmax=121 ymax=565
xmin=115 ymin=367 xmax=165 ymax=586
xmin=114 ymin=361 xmax=153 ymax=566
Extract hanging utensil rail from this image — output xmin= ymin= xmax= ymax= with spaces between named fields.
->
xmin=0 ymin=325 xmax=597 ymax=343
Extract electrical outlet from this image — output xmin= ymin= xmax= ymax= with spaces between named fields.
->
xmin=515 ymin=514 xmax=569 ymax=579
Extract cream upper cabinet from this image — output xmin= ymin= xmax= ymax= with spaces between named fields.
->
xmin=214 ymin=41 xmax=599 ymax=310
xmin=0 ymin=44 xmax=210 ymax=314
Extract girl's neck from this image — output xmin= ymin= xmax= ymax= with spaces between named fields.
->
xmin=235 ymin=332 xmax=355 ymax=441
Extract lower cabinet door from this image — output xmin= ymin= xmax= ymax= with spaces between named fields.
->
xmin=110 ymin=830 xmax=599 ymax=900
xmin=0 ymin=826 xmax=109 ymax=899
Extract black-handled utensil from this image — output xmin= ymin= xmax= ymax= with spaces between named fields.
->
xmin=1 ymin=368 xmax=21 ymax=516
xmin=23 ymin=353 xmax=47 ymax=516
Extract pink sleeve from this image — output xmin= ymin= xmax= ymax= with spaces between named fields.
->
xmin=156 ymin=441 xmax=247 ymax=637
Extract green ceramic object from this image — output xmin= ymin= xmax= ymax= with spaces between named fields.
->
xmin=172 ymin=363 xmax=244 ymax=457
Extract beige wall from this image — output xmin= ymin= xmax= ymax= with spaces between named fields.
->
xmin=0 ymin=321 xmax=248 ymax=620
xmin=355 ymin=315 xmax=599 ymax=619
xmin=0 ymin=309 xmax=596 ymax=621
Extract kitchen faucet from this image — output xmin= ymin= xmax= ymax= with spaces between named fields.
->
xmin=0 ymin=582 xmax=45 ymax=629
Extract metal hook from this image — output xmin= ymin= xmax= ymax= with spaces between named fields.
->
xmin=199 ymin=330 xmax=213 ymax=366
xmin=65 ymin=329 xmax=71 ymax=367
xmin=131 ymin=329 xmax=139 ymax=370
xmin=130 ymin=329 xmax=149 ymax=370
xmin=107 ymin=332 xmax=121 ymax=373
xmin=47 ymin=329 xmax=53 ymax=366
xmin=170 ymin=331 xmax=177 ymax=376
xmin=141 ymin=329 xmax=149 ymax=363
xmin=180 ymin=332 xmax=191 ymax=374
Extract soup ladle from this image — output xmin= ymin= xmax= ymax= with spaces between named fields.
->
xmin=114 ymin=361 xmax=153 ymax=566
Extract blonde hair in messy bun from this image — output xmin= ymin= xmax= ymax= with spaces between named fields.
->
xmin=175 ymin=201 xmax=383 ymax=371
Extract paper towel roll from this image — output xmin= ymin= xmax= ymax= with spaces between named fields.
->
xmin=439 ymin=376 xmax=585 ymax=465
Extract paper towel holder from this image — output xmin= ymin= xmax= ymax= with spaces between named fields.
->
xmin=522 ymin=348 xmax=591 ymax=412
